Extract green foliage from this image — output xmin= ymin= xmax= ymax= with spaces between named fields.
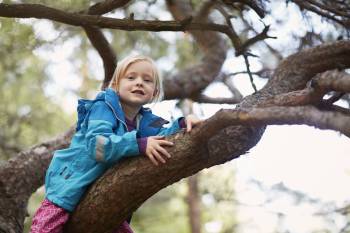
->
xmin=110 ymin=30 xmax=170 ymax=61
xmin=24 ymin=187 xmax=45 ymax=233
xmin=132 ymin=182 xmax=191 ymax=233
xmin=0 ymin=18 xmax=72 ymax=159
xmin=174 ymin=35 xmax=201 ymax=70
xmin=132 ymin=164 xmax=237 ymax=233
xmin=199 ymin=165 xmax=238 ymax=233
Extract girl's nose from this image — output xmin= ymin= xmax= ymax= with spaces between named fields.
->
xmin=135 ymin=77 xmax=143 ymax=86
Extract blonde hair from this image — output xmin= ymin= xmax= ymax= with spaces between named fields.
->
xmin=109 ymin=54 xmax=163 ymax=103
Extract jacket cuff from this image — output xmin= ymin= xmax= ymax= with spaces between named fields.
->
xmin=137 ymin=137 xmax=148 ymax=155
xmin=178 ymin=117 xmax=186 ymax=128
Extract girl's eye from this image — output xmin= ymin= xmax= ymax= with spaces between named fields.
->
xmin=127 ymin=76 xmax=134 ymax=80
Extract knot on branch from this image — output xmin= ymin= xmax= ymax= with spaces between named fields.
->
xmin=179 ymin=16 xmax=193 ymax=29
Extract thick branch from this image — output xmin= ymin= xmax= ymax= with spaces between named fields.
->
xmin=192 ymin=94 xmax=241 ymax=104
xmin=0 ymin=3 xmax=271 ymax=57
xmin=195 ymin=105 xmax=350 ymax=139
xmin=163 ymin=0 xmax=228 ymax=100
xmin=312 ymin=70 xmax=350 ymax=93
xmin=0 ymin=127 xmax=74 ymax=233
xmin=0 ymin=3 xmax=232 ymax=35
xmin=265 ymin=40 xmax=350 ymax=95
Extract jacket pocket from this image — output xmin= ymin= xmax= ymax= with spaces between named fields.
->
xmin=71 ymin=151 xmax=96 ymax=172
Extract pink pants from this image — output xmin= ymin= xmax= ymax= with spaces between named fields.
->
xmin=30 ymin=199 xmax=133 ymax=233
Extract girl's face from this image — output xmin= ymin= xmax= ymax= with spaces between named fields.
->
xmin=117 ymin=60 xmax=157 ymax=108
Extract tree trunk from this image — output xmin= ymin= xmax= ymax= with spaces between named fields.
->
xmin=187 ymin=175 xmax=201 ymax=233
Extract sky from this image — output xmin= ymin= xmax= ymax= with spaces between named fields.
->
xmin=25 ymin=1 xmax=350 ymax=232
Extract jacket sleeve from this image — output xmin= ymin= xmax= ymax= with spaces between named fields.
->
xmin=157 ymin=117 xmax=185 ymax=136
xmin=85 ymin=102 xmax=140 ymax=164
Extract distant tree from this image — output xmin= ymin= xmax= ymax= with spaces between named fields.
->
xmin=0 ymin=0 xmax=349 ymax=232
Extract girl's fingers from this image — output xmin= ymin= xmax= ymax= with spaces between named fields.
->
xmin=152 ymin=149 xmax=166 ymax=164
xmin=151 ymin=135 xmax=165 ymax=139
xmin=147 ymin=153 xmax=159 ymax=166
xmin=157 ymin=145 xmax=171 ymax=158
xmin=159 ymin=140 xmax=174 ymax=146
xmin=187 ymin=120 xmax=192 ymax=132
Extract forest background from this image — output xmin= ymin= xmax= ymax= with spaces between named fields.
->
xmin=0 ymin=0 xmax=350 ymax=233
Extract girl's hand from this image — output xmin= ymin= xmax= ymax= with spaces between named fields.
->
xmin=145 ymin=136 xmax=174 ymax=166
xmin=185 ymin=114 xmax=203 ymax=132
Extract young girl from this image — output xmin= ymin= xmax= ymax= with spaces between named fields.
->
xmin=30 ymin=54 xmax=202 ymax=233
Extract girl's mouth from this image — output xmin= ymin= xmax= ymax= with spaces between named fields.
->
xmin=131 ymin=90 xmax=145 ymax=95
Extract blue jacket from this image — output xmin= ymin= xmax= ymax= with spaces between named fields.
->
xmin=45 ymin=88 xmax=183 ymax=212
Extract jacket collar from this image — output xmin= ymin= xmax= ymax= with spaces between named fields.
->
xmin=102 ymin=88 xmax=161 ymax=127
xmin=104 ymin=88 xmax=126 ymax=124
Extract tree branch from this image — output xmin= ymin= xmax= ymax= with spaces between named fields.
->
xmin=0 ymin=3 xmax=233 ymax=35
xmin=87 ymin=0 xmax=132 ymax=15
xmin=194 ymin=105 xmax=350 ymax=140
xmin=192 ymin=94 xmax=241 ymax=104
xmin=83 ymin=0 xmax=134 ymax=88
xmin=312 ymin=70 xmax=350 ymax=93
xmin=0 ymin=127 xmax=74 ymax=233
xmin=265 ymin=40 xmax=350 ymax=95
xmin=83 ymin=26 xmax=117 ymax=90
xmin=163 ymin=0 xmax=228 ymax=100
xmin=291 ymin=0 xmax=350 ymax=28
xmin=0 ymin=3 xmax=272 ymax=56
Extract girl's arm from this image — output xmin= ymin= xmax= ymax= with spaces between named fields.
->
xmin=85 ymin=102 xmax=140 ymax=164
xmin=156 ymin=117 xmax=184 ymax=136
xmin=157 ymin=114 xmax=203 ymax=136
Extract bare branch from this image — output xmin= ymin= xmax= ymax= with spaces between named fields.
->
xmin=312 ymin=70 xmax=350 ymax=93
xmin=214 ymin=3 xmax=242 ymax=50
xmin=291 ymin=0 xmax=350 ymax=28
xmin=265 ymin=40 xmax=350 ymax=94
xmin=215 ymin=2 xmax=274 ymax=55
xmin=192 ymin=94 xmax=241 ymax=104
xmin=194 ymin=105 xmax=350 ymax=140
xmin=243 ymin=53 xmax=258 ymax=92
xmin=87 ymin=0 xmax=132 ymax=15
xmin=194 ymin=0 xmax=216 ymax=21
xmin=82 ymin=1 xmax=134 ymax=88
xmin=163 ymin=0 xmax=228 ymax=100
xmin=222 ymin=0 xmax=266 ymax=18
xmin=0 ymin=3 xmax=232 ymax=35
xmin=83 ymin=26 xmax=116 ymax=90
xmin=318 ymin=103 xmax=350 ymax=116
xmin=260 ymin=70 xmax=350 ymax=109
xmin=262 ymin=87 xmax=323 ymax=107
xmin=0 ymin=2 xmax=273 ymax=57
xmin=221 ymin=73 xmax=244 ymax=100
xmin=238 ymin=25 xmax=277 ymax=55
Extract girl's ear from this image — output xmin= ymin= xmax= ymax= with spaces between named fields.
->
xmin=153 ymin=89 xmax=158 ymax=97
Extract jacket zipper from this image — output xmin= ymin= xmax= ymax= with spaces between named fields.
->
xmin=105 ymin=101 xmax=128 ymax=130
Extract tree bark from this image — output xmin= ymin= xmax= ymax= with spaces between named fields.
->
xmin=0 ymin=128 xmax=74 ymax=233
xmin=0 ymin=0 xmax=350 ymax=231
xmin=0 ymin=40 xmax=349 ymax=233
